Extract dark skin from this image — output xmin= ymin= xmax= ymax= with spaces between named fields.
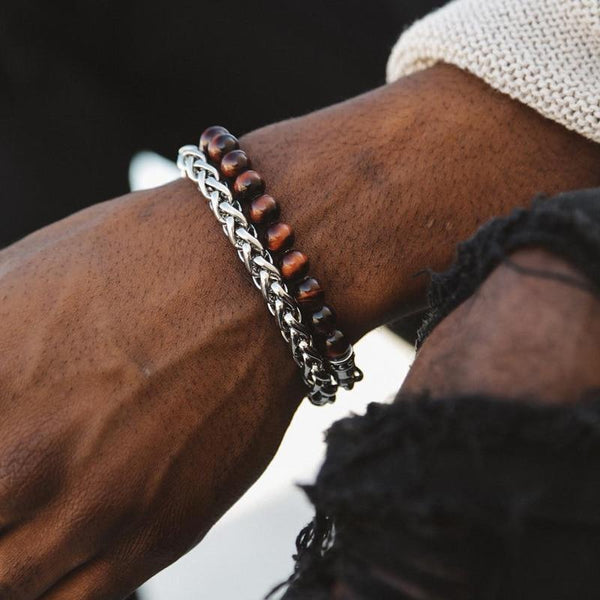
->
xmin=0 ymin=63 xmax=599 ymax=598
xmin=402 ymin=248 xmax=600 ymax=402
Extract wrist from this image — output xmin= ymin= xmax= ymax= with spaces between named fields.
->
xmin=240 ymin=64 xmax=600 ymax=341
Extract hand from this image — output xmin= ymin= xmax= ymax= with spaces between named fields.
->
xmin=0 ymin=186 xmax=304 ymax=598
xmin=0 ymin=64 xmax=598 ymax=599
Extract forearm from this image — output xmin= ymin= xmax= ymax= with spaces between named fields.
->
xmin=240 ymin=63 xmax=600 ymax=341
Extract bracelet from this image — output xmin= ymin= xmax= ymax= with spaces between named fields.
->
xmin=177 ymin=127 xmax=362 ymax=405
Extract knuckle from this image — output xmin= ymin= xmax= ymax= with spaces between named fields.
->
xmin=0 ymin=419 xmax=66 ymax=518
xmin=0 ymin=582 xmax=18 ymax=600
xmin=0 ymin=560 xmax=40 ymax=600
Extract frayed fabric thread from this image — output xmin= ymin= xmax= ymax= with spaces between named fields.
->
xmin=273 ymin=393 xmax=600 ymax=599
xmin=418 ymin=188 xmax=600 ymax=347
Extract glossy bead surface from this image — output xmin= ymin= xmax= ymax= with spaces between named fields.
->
xmin=221 ymin=149 xmax=251 ymax=178
xmin=310 ymin=304 xmax=337 ymax=334
xmin=208 ymin=133 xmax=239 ymax=163
xmin=280 ymin=250 xmax=310 ymax=281
xmin=265 ymin=222 xmax=295 ymax=253
xmin=233 ymin=170 xmax=265 ymax=201
xmin=295 ymin=277 xmax=325 ymax=308
xmin=249 ymin=194 xmax=280 ymax=225
xmin=324 ymin=330 xmax=351 ymax=359
xmin=200 ymin=126 xmax=228 ymax=152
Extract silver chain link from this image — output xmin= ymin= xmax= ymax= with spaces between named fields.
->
xmin=177 ymin=143 xmax=362 ymax=405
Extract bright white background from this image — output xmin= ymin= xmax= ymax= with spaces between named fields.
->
xmin=129 ymin=153 xmax=415 ymax=600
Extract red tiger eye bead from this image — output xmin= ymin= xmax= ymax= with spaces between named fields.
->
xmin=265 ymin=222 xmax=295 ymax=253
xmin=221 ymin=149 xmax=251 ymax=178
xmin=311 ymin=304 xmax=337 ymax=334
xmin=323 ymin=330 xmax=351 ymax=359
xmin=208 ymin=133 xmax=239 ymax=163
xmin=249 ymin=194 xmax=280 ymax=225
xmin=295 ymin=277 xmax=325 ymax=309
xmin=233 ymin=170 xmax=265 ymax=201
xmin=280 ymin=250 xmax=310 ymax=281
xmin=200 ymin=126 xmax=229 ymax=152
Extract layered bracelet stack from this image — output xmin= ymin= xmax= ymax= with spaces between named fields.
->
xmin=177 ymin=126 xmax=362 ymax=405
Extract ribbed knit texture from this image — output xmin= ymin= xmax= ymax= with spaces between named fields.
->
xmin=386 ymin=0 xmax=600 ymax=144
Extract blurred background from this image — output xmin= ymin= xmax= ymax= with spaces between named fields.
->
xmin=0 ymin=0 xmax=444 ymax=248
xmin=0 ymin=1 xmax=447 ymax=597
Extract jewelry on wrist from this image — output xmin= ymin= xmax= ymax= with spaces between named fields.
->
xmin=177 ymin=126 xmax=362 ymax=405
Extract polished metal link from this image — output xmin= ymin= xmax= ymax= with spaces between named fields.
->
xmin=177 ymin=143 xmax=362 ymax=405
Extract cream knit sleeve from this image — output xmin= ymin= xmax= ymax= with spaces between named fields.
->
xmin=386 ymin=0 xmax=600 ymax=144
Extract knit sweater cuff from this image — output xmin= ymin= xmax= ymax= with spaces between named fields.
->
xmin=386 ymin=0 xmax=600 ymax=144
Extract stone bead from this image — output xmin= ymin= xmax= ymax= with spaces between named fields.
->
xmin=310 ymin=304 xmax=337 ymax=334
xmin=280 ymin=250 xmax=310 ymax=281
xmin=200 ymin=126 xmax=228 ymax=152
xmin=221 ymin=149 xmax=251 ymax=178
xmin=207 ymin=133 xmax=239 ymax=163
xmin=233 ymin=170 xmax=265 ymax=201
xmin=323 ymin=330 xmax=351 ymax=359
xmin=265 ymin=222 xmax=295 ymax=253
xmin=295 ymin=277 xmax=325 ymax=309
xmin=249 ymin=194 xmax=280 ymax=225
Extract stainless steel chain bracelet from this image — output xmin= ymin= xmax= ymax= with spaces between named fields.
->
xmin=177 ymin=143 xmax=362 ymax=405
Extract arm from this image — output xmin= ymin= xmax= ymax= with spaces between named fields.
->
xmin=0 ymin=64 xmax=599 ymax=598
xmin=240 ymin=63 xmax=600 ymax=338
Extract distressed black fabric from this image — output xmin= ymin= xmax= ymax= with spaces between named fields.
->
xmin=278 ymin=394 xmax=600 ymax=600
xmin=417 ymin=187 xmax=600 ymax=347
xmin=275 ymin=187 xmax=600 ymax=599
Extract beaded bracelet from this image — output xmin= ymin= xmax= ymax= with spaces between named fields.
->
xmin=177 ymin=127 xmax=362 ymax=405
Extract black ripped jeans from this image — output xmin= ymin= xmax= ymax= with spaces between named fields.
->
xmin=279 ymin=188 xmax=600 ymax=600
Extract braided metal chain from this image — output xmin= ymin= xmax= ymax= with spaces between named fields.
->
xmin=177 ymin=144 xmax=362 ymax=405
